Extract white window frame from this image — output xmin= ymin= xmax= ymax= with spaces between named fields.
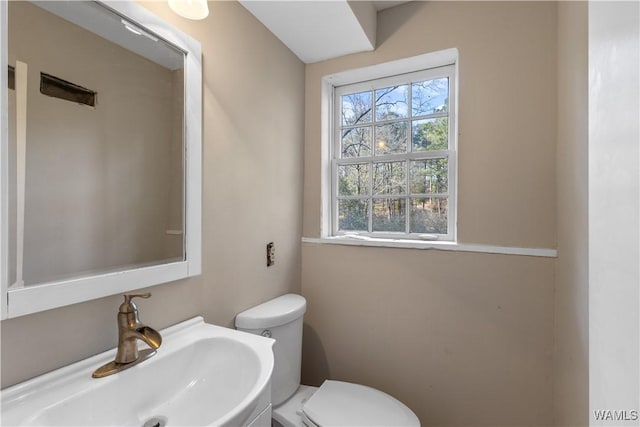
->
xmin=322 ymin=49 xmax=458 ymax=242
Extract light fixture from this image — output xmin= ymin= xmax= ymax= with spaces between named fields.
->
xmin=168 ymin=0 xmax=209 ymax=20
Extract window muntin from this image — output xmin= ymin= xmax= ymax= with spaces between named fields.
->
xmin=332 ymin=65 xmax=456 ymax=240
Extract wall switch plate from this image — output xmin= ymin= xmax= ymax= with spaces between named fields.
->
xmin=266 ymin=242 xmax=275 ymax=266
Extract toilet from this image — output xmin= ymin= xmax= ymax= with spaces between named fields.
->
xmin=235 ymin=294 xmax=420 ymax=427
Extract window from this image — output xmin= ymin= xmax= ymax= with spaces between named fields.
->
xmin=330 ymin=62 xmax=457 ymax=241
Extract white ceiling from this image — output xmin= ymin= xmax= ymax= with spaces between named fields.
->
xmin=372 ymin=1 xmax=410 ymax=11
xmin=238 ymin=1 xmax=410 ymax=64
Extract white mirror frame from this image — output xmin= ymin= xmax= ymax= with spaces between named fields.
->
xmin=0 ymin=1 xmax=202 ymax=319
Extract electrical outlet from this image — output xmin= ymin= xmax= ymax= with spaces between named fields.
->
xmin=266 ymin=242 xmax=275 ymax=266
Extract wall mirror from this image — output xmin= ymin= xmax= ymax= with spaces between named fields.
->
xmin=0 ymin=1 xmax=202 ymax=319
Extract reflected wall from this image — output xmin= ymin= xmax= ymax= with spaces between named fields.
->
xmin=8 ymin=1 xmax=184 ymax=286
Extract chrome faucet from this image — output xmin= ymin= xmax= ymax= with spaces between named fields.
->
xmin=92 ymin=293 xmax=162 ymax=378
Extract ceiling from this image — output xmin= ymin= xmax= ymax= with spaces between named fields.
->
xmin=238 ymin=1 xmax=410 ymax=64
xmin=371 ymin=1 xmax=410 ymax=11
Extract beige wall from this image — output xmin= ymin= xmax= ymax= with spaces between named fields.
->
xmin=303 ymin=245 xmax=555 ymax=426
xmin=303 ymin=1 xmax=558 ymax=248
xmin=165 ymin=69 xmax=185 ymax=259
xmin=301 ymin=2 xmax=557 ymax=425
xmin=9 ymin=2 xmax=182 ymax=284
xmin=554 ymin=2 xmax=589 ymax=426
xmin=1 ymin=1 xmax=304 ymax=388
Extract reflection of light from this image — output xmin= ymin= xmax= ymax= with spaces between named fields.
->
xmin=377 ymin=140 xmax=386 ymax=150
xmin=121 ymin=19 xmax=142 ymax=35
xmin=121 ymin=19 xmax=159 ymax=42
xmin=168 ymin=0 xmax=209 ymax=20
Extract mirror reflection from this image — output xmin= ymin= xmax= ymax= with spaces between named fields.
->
xmin=8 ymin=1 xmax=186 ymax=287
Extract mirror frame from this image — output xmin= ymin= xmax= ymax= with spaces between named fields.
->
xmin=0 ymin=1 xmax=202 ymax=319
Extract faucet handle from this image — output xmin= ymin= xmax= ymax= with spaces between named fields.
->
xmin=124 ymin=292 xmax=151 ymax=302
xmin=120 ymin=292 xmax=151 ymax=313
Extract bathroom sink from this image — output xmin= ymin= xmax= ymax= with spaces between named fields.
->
xmin=1 ymin=317 xmax=274 ymax=426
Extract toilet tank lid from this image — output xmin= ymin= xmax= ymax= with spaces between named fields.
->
xmin=235 ymin=294 xmax=307 ymax=329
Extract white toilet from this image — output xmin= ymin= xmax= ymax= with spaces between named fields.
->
xmin=235 ymin=294 xmax=420 ymax=427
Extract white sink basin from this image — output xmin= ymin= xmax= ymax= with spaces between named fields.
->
xmin=1 ymin=317 xmax=274 ymax=426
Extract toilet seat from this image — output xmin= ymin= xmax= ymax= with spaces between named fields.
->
xmin=301 ymin=380 xmax=420 ymax=427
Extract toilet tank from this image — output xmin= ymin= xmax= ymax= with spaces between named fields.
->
xmin=235 ymin=294 xmax=307 ymax=407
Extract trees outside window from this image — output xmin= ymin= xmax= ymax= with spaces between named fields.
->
xmin=332 ymin=65 xmax=456 ymax=240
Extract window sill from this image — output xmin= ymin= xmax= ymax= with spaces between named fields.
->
xmin=301 ymin=236 xmax=557 ymax=258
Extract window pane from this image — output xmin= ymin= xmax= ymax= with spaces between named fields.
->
xmin=375 ymin=122 xmax=408 ymax=155
xmin=412 ymin=78 xmax=448 ymax=116
xmin=412 ymin=118 xmax=448 ymax=151
xmin=342 ymin=91 xmax=372 ymax=126
xmin=373 ymin=161 xmax=406 ymax=195
xmin=373 ymin=198 xmax=406 ymax=232
xmin=338 ymin=164 xmax=369 ymax=196
xmin=410 ymin=159 xmax=448 ymax=194
xmin=375 ymin=85 xmax=408 ymax=121
xmin=410 ymin=198 xmax=448 ymax=234
xmin=341 ymin=126 xmax=371 ymax=158
xmin=338 ymin=199 xmax=369 ymax=231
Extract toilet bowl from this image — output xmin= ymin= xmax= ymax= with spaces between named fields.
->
xmin=235 ymin=294 xmax=420 ymax=427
